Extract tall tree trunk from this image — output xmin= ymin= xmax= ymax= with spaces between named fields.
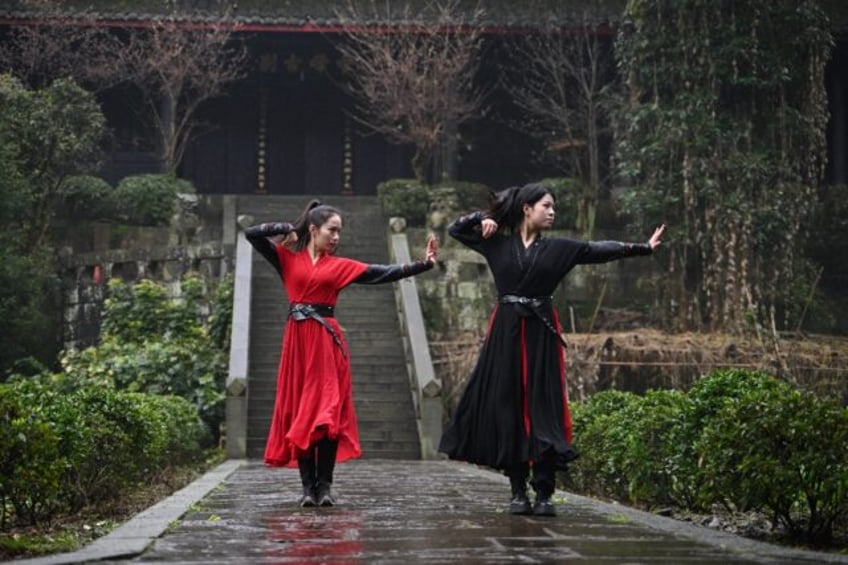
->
xmin=160 ymin=92 xmax=177 ymax=174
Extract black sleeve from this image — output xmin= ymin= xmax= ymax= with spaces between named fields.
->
xmin=576 ymin=241 xmax=653 ymax=264
xmin=353 ymin=260 xmax=434 ymax=285
xmin=244 ymin=222 xmax=294 ymax=276
xmin=447 ymin=211 xmax=486 ymax=251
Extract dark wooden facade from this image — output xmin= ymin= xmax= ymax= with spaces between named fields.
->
xmin=96 ymin=31 xmax=544 ymax=196
xmin=3 ymin=0 xmax=848 ymax=195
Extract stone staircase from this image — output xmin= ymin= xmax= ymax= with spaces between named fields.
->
xmin=238 ymin=195 xmax=421 ymax=460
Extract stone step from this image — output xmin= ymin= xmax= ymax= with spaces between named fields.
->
xmin=242 ymin=194 xmax=420 ymax=461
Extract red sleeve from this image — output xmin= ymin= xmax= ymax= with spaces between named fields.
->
xmin=273 ymin=243 xmax=295 ymax=279
xmin=329 ymin=257 xmax=369 ymax=289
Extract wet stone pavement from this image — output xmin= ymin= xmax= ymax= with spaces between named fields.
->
xmin=94 ymin=460 xmax=846 ymax=565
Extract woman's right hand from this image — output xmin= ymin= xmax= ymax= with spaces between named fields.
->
xmin=283 ymin=231 xmax=299 ymax=246
xmin=272 ymin=230 xmax=298 ymax=246
xmin=481 ymin=218 xmax=498 ymax=239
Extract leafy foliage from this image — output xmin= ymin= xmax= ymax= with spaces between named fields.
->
xmin=59 ymin=175 xmax=115 ymax=222
xmin=568 ymin=369 xmax=848 ymax=544
xmin=614 ymin=1 xmax=832 ymax=332
xmin=60 ymin=276 xmax=227 ymax=442
xmin=699 ymin=386 xmax=848 ymax=543
xmin=113 ymin=174 xmax=194 ymax=226
xmin=0 ymin=75 xmax=106 ymax=376
xmin=0 ymin=378 xmax=205 ymax=529
xmin=377 ymin=179 xmax=430 ymax=226
xmin=0 ymin=74 xmax=106 ymax=250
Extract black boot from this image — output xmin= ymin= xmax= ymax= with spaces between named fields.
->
xmin=507 ymin=464 xmax=532 ymax=515
xmin=531 ymin=461 xmax=556 ymax=517
xmin=297 ymin=447 xmax=317 ymax=507
xmin=315 ymin=437 xmax=338 ymax=507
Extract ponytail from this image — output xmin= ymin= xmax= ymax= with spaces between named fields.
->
xmin=483 ymin=183 xmax=555 ymax=233
xmin=485 ymin=186 xmax=522 ymax=232
xmin=290 ymin=199 xmax=343 ymax=250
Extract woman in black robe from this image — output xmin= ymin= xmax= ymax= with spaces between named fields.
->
xmin=439 ymin=183 xmax=665 ymax=517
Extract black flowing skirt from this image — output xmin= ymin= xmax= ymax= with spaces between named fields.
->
xmin=439 ymin=304 xmax=579 ymax=471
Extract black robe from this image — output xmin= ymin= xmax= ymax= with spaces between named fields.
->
xmin=438 ymin=212 xmax=652 ymax=472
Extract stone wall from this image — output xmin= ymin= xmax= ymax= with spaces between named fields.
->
xmin=60 ymin=195 xmax=234 ymax=350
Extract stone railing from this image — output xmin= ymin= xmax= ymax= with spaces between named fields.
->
xmin=387 ymin=218 xmax=443 ymax=460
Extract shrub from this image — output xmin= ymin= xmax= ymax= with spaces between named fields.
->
xmin=619 ymin=389 xmax=690 ymax=507
xmin=435 ymin=180 xmax=489 ymax=213
xmin=61 ymin=387 xmax=155 ymax=504
xmin=209 ymin=274 xmax=234 ymax=351
xmin=671 ymin=369 xmax=793 ymax=509
xmin=60 ymin=276 xmax=226 ymax=443
xmin=60 ymin=175 xmax=114 ymax=221
xmin=377 ymin=178 xmax=429 ymax=226
xmin=698 ymin=387 xmax=848 ymax=544
xmin=567 ymin=389 xmax=639 ymax=498
xmin=124 ymin=393 xmax=208 ymax=468
xmin=0 ymin=382 xmax=65 ymax=527
xmin=0 ymin=378 xmax=207 ymax=528
xmin=113 ymin=174 xmax=194 ymax=226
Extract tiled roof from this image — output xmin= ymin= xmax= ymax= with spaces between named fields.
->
xmin=2 ymin=1 xmax=845 ymax=34
xmin=0 ymin=0 xmax=627 ymax=29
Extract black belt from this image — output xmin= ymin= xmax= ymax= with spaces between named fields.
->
xmin=288 ymin=303 xmax=345 ymax=357
xmin=499 ymin=294 xmax=568 ymax=349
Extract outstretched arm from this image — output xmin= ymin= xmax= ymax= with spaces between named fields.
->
xmin=577 ymin=225 xmax=665 ymax=264
xmin=244 ymin=222 xmax=295 ymax=276
xmin=354 ymin=234 xmax=439 ymax=284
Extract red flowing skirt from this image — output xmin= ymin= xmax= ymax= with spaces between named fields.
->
xmin=264 ymin=317 xmax=361 ymax=467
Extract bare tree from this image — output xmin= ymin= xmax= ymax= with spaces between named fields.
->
xmin=0 ymin=1 xmax=127 ymax=90
xmin=1 ymin=1 xmax=249 ymax=174
xmin=502 ymin=11 xmax=616 ymax=236
xmin=333 ymin=0 xmax=485 ymax=183
xmin=122 ymin=12 xmax=248 ymax=173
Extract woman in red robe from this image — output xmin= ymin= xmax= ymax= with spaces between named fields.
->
xmin=246 ymin=200 xmax=438 ymax=507
xmin=439 ymin=184 xmax=664 ymax=517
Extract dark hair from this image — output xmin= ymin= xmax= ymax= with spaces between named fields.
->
xmin=484 ymin=183 xmax=555 ymax=232
xmin=291 ymin=199 xmax=343 ymax=250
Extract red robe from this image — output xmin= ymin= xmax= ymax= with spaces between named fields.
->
xmin=264 ymin=245 xmax=368 ymax=467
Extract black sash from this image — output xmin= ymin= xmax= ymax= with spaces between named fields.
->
xmin=499 ymin=294 xmax=568 ymax=349
xmin=288 ymin=303 xmax=345 ymax=357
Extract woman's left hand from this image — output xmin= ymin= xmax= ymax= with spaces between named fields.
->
xmin=425 ymin=234 xmax=439 ymax=264
xmin=648 ymin=224 xmax=666 ymax=250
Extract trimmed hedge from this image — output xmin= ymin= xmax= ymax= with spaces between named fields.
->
xmin=0 ymin=379 xmax=206 ymax=528
xmin=113 ymin=174 xmax=194 ymax=226
xmin=566 ymin=369 xmax=848 ymax=544
xmin=377 ymin=178 xmax=429 ymax=227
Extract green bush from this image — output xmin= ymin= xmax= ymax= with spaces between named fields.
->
xmin=60 ymin=175 xmax=114 ymax=221
xmin=0 ymin=378 xmax=207 ymax=528
xmin=567 ymin=370 xmax=848 ymax=545
xmin=0 ymin=383 xmax=65 ymax=527
xmin=619 ymin=389 xmax=689 ymax=507
xmin=209 ymin=274 xmax=234 ymax=351
xmin=435 ymin=180 xmax=489 ymax=213
xmin=671 ymin=369 xmax=793 ymax=509
xmin=569 ymin=389 xmax=689 ymax=506
xmin=377 ymin=178 xmax=429 ymax=226
xmin=124 ymin=393 xmax=208 ymax=468
xmin=698 ymin=387 xmax=848 ymax=544
xmin=60 ymin=276 xmax=226 ymax=443
xmin=567 ymin=389 xmax=639 ymax=498
xmin=62 ymin=387 xmax=154 ymax=504
xmin=113 ymin=174 xmax=194 ymax=226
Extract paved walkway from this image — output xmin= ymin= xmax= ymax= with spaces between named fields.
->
xmin=18 ymin=460 xmax=848 ymax=564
